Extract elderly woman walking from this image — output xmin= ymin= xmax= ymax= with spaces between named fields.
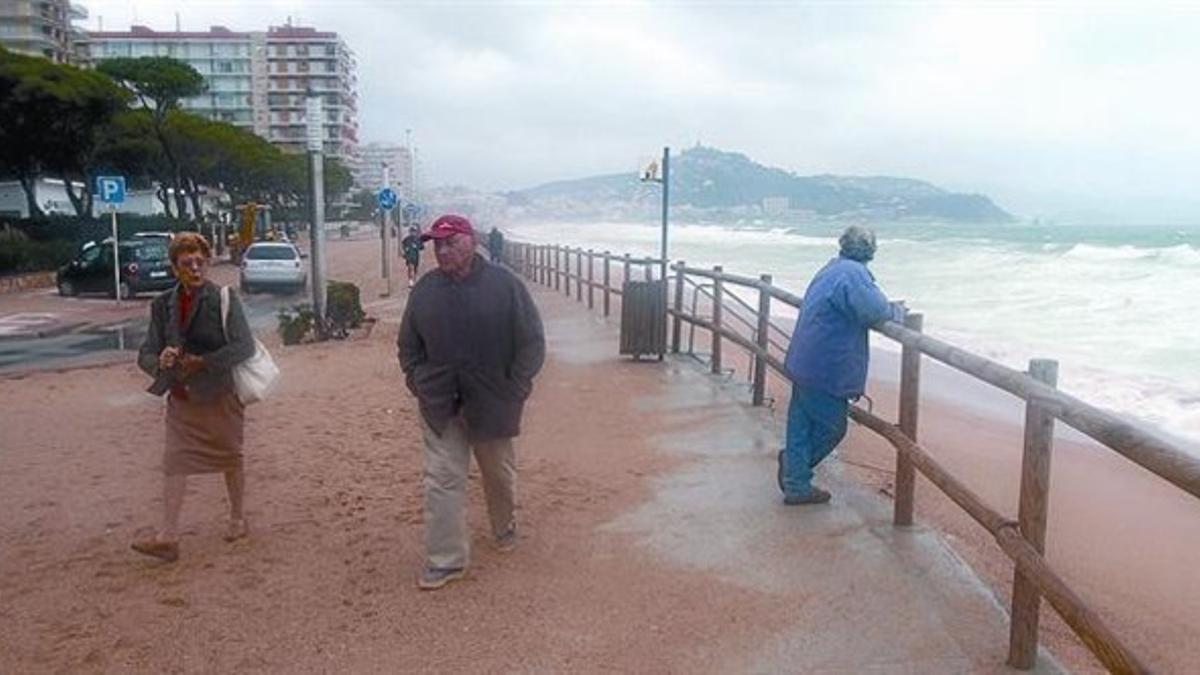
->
xmin=133 ymin=232 xmax=255 ymax=562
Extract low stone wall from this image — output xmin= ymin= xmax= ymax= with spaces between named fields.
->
xmin=0 ymin=271 xmax=56 ymax=294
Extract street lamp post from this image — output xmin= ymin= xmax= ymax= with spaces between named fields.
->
xmin=640 ymin=146 xmax=671 ymax=361
xmin=305 ymin=92 xmax=328 ymax=328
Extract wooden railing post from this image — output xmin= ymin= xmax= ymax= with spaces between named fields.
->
xmin=711 ymin=266 xmax=724 ymax=373
xmin=1008 ymin=358 xmax=1060 ymax=669
xmin=576 ymin=248 xmax=584 ymax=302
xmin=895 ymin=311 xmax=923 ymax=526
xmin=540 ymin=246 xmax=548 ymax=285
xmin=623 ymin=254 xmax=631 ymax=286
xmin=602 ymin=250 xmax=611 ymax=317
xmin=553 ymin=245 xmax=561 ymax=292
xmin=564 ymin=247 xmax=570 ymax=294
xmin=586 ymin=249 xmax=595 ymax=309
xmin=644 ymin=262 xmax=653 ymax=281
xmin=671 ymin=261 xmax=685 ymax=353
xmin=752 ymin=274 xmax=772 ymax=406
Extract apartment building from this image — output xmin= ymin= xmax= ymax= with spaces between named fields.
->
xmin=88 ymin=23 xmax=359 ymax=161
xmin=352 ymin=143 xmax=414 ymax=193
xmin=0 ymin=0 xmax=90 ymax=64
xmin=264 ymin=25 xmax=358 ymax=159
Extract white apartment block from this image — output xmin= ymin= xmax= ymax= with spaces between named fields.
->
xmin=352 ymin=143 xmax=414 ymax=194
xmin=0 ymin=0 xmax=90 ymax=64
xmin=88 ymin=23 xmax=359 ymax=161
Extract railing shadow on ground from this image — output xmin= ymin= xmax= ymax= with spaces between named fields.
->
xmin=500 ymin=239 xmax=1200 ymax=674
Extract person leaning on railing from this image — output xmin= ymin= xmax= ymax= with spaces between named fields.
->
xmin=778 ymin=225 xmax=905 ymax=505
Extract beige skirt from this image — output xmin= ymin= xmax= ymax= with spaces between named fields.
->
xmin=164 ymin=389 xmax=245 ymax=475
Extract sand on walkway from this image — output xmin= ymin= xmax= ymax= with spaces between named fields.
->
xmin=0 ymin=236 xmax=793 ymax=672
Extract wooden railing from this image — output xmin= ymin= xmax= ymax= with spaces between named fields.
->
xmin=500 ymin=240 xmax=1200 ymax=674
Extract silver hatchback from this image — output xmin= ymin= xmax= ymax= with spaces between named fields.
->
xmin=240 ymin=242 xmax=307 ymax=294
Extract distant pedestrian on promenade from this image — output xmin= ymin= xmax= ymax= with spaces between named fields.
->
xmin=401 ymin=225 xmax=423 ymax=288
xmin=398 ymin=214 xmax=545 ymax=590
xmin=779 ymin=225 xmax=904 ymax=505
xmin=487 ymin=227 xmax=505 ymax=262
xmin=133 ymin=232 xmax=255 ymax=561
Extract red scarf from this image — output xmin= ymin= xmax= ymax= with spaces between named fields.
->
xmin=170 ymin=288 xmax=194 ymax=401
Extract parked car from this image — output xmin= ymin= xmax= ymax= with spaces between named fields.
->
xmin=57 ymin=239 xmax=175 ymax=299
xmin=240 ymin=242 xmax=306 ymax=294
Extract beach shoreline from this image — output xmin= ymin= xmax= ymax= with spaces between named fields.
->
xmin=844 ymin=350 xmax=1200 ymax=673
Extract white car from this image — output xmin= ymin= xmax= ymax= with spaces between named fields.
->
xmin=240 ymin=242 xmax=307 ymax=294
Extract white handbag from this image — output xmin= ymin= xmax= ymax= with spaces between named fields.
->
xmin=220 ymin=285 xmax=280 ymax=404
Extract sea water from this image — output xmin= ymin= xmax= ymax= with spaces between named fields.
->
xmin=506 ymin=220 xmax=1200 ymax=447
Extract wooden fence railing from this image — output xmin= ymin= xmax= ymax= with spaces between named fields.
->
xmin=500 ymin=239 xmax=1200 ymax=674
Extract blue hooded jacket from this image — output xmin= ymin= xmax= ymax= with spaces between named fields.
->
xmin=784 ymin=255 xmax=898 ymax=399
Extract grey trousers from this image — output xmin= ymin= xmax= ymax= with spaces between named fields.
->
xmin=422 ymin=415 xmax=516 ymax=570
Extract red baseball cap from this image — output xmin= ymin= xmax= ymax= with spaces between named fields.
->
xmin=422 ymin=214 xmax=475 ymax=241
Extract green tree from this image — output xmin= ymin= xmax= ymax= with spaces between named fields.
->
xmin=97 ymin=57 xmax=206 ymax=219
xmin=0 ymin=47 xmax=129 ymax=217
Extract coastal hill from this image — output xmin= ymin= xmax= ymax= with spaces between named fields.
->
xmin=506 ymin=145 xmax=1013 ymax=223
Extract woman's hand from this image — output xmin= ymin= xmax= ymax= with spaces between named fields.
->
xmin=179 ymin=353 xmax=205 ymax=378
xmin=159 ymin=346 xmax=181 ymax=370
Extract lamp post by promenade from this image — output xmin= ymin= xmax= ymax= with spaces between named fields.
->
xmin=640 ymin=147 xmax=670 ymax=361
xmin=640 ymin=146 xmax=670 ymax=282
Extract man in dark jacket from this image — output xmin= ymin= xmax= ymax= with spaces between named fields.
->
xmin=486 ymin=226 xmax=505 ymax=262
xmin=779 ymin=226 xmax=903 ymax=505
xmin=397 ymin=214 xmax=545 ymax=590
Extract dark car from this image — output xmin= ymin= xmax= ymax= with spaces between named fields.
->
xmin=57 ymin=239 xmax=176 ymax=299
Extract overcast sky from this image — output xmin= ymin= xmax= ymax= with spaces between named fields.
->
xmin=83 ymin=1 xmax=1200 ymax=221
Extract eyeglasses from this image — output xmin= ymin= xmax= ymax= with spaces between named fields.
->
xmin=175 ymin=257 xmax=209 ymax=269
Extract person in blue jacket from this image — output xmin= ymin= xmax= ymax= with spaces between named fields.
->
xmin=780 ymin=226 xmax=904 ymax=505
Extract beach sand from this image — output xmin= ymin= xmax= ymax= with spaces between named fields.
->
xmin=735 ymin=334 xmax=1200 ymax=673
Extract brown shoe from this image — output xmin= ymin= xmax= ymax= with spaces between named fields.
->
xmin=223 ymin=518 xmax=249 ymax=543
xmin=131 ymin=538 xmax=180 ymax=562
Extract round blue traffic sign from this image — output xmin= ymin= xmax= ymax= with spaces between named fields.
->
xmin=377 ymin=187 xmax=398 ymax=211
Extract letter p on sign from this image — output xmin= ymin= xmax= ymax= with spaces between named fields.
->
xmin=96 ymin=176 xmax=126 ymax=205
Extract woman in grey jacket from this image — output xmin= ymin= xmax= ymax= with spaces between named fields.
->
xmin=132 ymin=232 xmax=255 ymax=562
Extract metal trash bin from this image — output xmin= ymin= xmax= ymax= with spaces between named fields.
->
xmin=619 ymin=279 xmax=667 ymax=358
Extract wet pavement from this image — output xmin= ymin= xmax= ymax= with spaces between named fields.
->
xmin=0 ymin=290 xmax=301 ymax=374
xmin=531 ymin=283 xmax=1063 ymax=673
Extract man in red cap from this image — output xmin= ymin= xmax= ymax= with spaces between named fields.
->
xmin=397 ymin=214 xmax=545 ymax=590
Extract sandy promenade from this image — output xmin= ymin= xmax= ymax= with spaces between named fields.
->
xmin=1 ymin=233 xmax=1195 ymax=672
xmin=0 ymin=237 xmax=795 ymax=672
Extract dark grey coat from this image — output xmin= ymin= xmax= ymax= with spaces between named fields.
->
xmin=398 ymin=255 xmax=545 ymax=441
xmin=138 ymin=281 xmax=255 ymax=402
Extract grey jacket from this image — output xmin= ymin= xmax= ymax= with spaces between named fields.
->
xmin=138 ymin=281 xmax=255 ymax=402
xmin=398 ymin=255 xmax=545 ymax=441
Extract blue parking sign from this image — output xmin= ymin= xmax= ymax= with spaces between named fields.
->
xmin=95 ymin=176 xmax=126 ymax=204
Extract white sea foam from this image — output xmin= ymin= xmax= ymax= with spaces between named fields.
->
xmin=1061 ymin=243 xmax=1152 ymax=262
xmin=507 ymin=220 xmax=1200 ymax=448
